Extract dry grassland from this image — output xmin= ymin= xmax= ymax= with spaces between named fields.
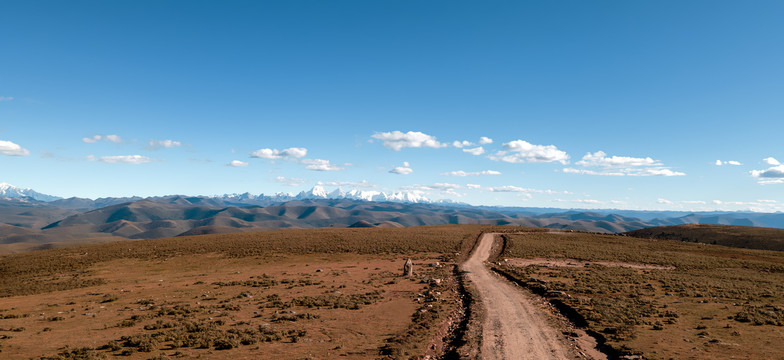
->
xmin=494 ymin=230 xmax=784 ymax=359
xmin=0 ymin=225 xmax=507 ymax=360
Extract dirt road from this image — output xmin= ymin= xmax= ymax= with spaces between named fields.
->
xmin=462 ymin=233 xmax=574 ymax=359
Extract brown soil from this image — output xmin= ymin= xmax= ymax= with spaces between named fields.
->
xmin=462 ymin=233 xmax=604 ymax=359
xmin=504 ymin=257 xmax=675 ymax=270
xmin=0 ymin=253 xmax=443 ymax=359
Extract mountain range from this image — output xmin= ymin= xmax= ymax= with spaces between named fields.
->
xmin=1 ymin=182 xmax=783 ymax=253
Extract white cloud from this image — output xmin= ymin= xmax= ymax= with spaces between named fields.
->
xmin=227 ymin=160 xmax=248 ymax=167
xmin=452 ymin=140 xmax=474 ymax=148
xmin=562 ymin=168 xmax=625 ymax=176
xmin=429 ymin=183 xmax=461 ymax=191
xmin=390 ymin=166 xmax=414 ymax=175
xmin=88 ymin=155 xmax=151 ymax=164
xmin=403 ymin=183 xmax=461 ymax=191
xmin=632 ymin=168 xmax=686 ymax=177
xmin=751 ymin=164 xmax=784 ymax=184
xmin=317 ymin=180 xmax=375 ymax=188
xmin=466 ymin=184 xmax=482 ymax=189
xmin=764 ymin=157 xmax=780 ymax=165
xmin=479 ymin=136 xmax=493 ymax=145
xmin=463 ymin=147 xmax=485 ymax=156
xmin=657 ymin=198 xmax=673 ymax=204
xmin=488 ymin=140 xmax=569 ymax=164
xmin=371 ymin=131 xmax=446 ymax=151
xmin=552 ymin=198 xmax=601 ymax=204
xmin=148 ymin=139 xmax=182 ymax=149
xmin=576 ymin=199 xmax=600 ymax=204
xmin=489 ymin=185 xmax=528 ymax=192
xmin=567 ymin=151 xmax=684 ymax=176
xmin=0 ymin=96 xmax=14 ymax=101
xmin=441 ymin=170 xmax=501 ymax=177
xmin=105 ymin=135 xmax=122 ymax=143
xmin=488 ymin=186 xmax=567 ymax=195
xmin=715 ymin=160 xmax=742 ymax=166
xmin=577 ymin=151 xmax=658 ymax=167
xmin=389 ymin=161 xmax=414 ymax=175
xmin=301 ymin=159 xmax=342 ymax=171
xmin=251 ymin=147 xmax=308 ymax=159
xmin=0 ymin=140 xmax=30 ymax=156
xmin=276 ymin=176 xmax=307 ymax=186
xmin=82 ymin=134 xmax=123 ymax=143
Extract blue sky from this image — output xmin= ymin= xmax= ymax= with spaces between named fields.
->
xmin=1 ymin=1 xmax=783 ymax=211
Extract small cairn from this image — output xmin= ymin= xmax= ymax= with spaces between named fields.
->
xmin=403 ymin=258 xmax=414 ymax=277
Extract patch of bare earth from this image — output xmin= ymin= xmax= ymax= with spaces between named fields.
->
xmin=0 ymin=253 xmax=447 ymax=359
xmin=504 ymin=258 xmax=675 ymax=270
xmin=462 ymin=233 xmax=605 ymax=359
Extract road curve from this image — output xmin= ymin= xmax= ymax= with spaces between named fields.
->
xmin=462 ymin=233 xmax=573 ymax=360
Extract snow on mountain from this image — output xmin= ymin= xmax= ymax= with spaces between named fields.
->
xmin=289 ymin=186 xmax=431 ymax=203
xmin=211 ymin=186 xmax=435 ymax=204
xmin=387 ymin=191 xmax=430 ymax=203
xmin=0 ymin=182 xmax=441 ymax=207
xmin=345 ymin=189 xmax=384 ymax=201
xmin=0 ymin=182 xmax=62 ymax=202
xmin=220 ymin=192 xmax=256 ymax=201
xmin=328 ymin=187 xmax=347 ymax=199
xmin=271 ymin=192 xmax=295 ymax=200
xmin=296 ymin=185 xmax=328 ymax=199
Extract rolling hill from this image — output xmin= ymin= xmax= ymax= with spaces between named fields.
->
xmin=2 ymin=184 xmax=784 ymax=253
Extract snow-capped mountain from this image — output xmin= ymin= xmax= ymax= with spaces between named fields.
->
xmin=214 ymin=186 xmax=433 ymax=204
xmin=0 ymin=182 xmax=62 ymax=202
xmin=292 ymin=185 xmax=431 ymax=203
xmin=345 ymin=189 xmax=384 ymax=201
xmin=1 ymin=182 xmax=439 ymax=207
xmin=296 ymin=185 xmax=329 ymax=200
xmin=328 ymin=187 xmax=347 ymax=199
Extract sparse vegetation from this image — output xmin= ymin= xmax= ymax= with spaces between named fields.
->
xmin=0 ymin=225 xmax=498 ymax=359
xmin=0 ymin=225 xmax=499 ymax=298
xmin=494 ymin=229 xmax=784 ymax=359
xmin=626 ymin=224 xmax=784 ymax=251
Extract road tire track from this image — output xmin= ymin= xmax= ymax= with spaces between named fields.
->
xmin=462 ymin=233 xmax=575 ymax=360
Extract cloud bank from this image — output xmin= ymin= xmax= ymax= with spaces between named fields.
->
xmin=0 ymin=140 xmax=30 ymax=156
xmin=565 ymin=151 xmax=685 ymax=176
xmin=488 ymin=139 xmax=569 ymax=164
xmin=83 ymin=134 xmax=123 ymax=143
xmin=372 ymin=131 xmax=446 ymax=151
xmin=88 ymin=155 xmax=151 ymax=164
xmin=251 ymin=147 xmax=308 ymax=159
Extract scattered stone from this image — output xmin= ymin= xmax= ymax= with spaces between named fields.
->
xmin=403 ymin=258 xmax=414 ymax=277
xmin=316 ymin=269 xmax=323 ymax=273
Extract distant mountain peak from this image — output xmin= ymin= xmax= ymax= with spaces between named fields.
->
xmin=0 ymin=182 xmax=62 ymax=202
xmin=328 ymin=187 xmax=347 ymax=199
xmin=297 ymin=186 xmax=329 ymax=199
